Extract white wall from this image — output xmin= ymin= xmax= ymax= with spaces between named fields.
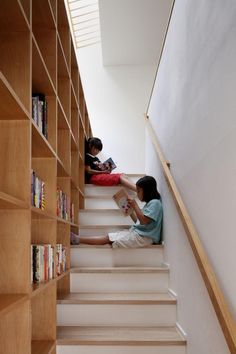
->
xmin=76 ymin=43 xmax=156 ymax=173
xmin=146 ymin=0 xmax=236 ymax=353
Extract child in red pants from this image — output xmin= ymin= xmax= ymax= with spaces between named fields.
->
xmin=85 ymin=137 xmax=136 ymax=191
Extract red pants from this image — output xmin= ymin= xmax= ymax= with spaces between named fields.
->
xmin=90 ymin=173 xmax=122 ymax=186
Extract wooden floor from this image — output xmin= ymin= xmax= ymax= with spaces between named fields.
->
xmin=57 ymin=326 xmax=186 ymax=346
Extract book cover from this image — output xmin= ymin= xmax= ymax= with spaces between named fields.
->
xmin=100 ymin=157 xmax=117 ymax=171
xmin=113 ymin=188 xmax=134 ymax=217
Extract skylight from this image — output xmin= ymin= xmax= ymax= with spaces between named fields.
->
xmin=65 ymin=0 xmax=101 ymax=48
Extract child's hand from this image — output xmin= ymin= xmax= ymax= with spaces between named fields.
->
xmin=103 ymin=170 xmax=111 ymax=174
xmin=127 ymin=197 xmax=136 ymax=209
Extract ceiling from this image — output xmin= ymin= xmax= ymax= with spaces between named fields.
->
xmin=99 ymin=0 xmax=174 ymax=66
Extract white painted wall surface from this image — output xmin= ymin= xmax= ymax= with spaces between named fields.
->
xmin=76 ymin=43 xmax=156 ymax=173
xmin=146 ymin=0 xmax=236 ymax=353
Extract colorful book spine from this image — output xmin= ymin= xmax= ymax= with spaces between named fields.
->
xmin=56 ymin=244 xmax=67 ymax=276
xmin=32 ymin=93 xmax=48 ymax=139
xmin=31 ymin=244 xmax=55 ymax=283
xmin=56 ymin=188 xmax=70 ymax=221
xmin=31 ymin=170 xmax=46 ymax=210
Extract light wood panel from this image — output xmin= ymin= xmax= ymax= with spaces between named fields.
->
xmin=0 ymin=1 xmax=91 ymax=352
xmin=0 ymin=210 xmax=31 ymax=293
xmin=0 ymin=300 xmax=31 ymax=354
xmin=31 ymin=284 xmax=56 ymax=340
xmin=0 ymin=121 xmax=30 ymax=201
xmin=32 ymin=340 xmax=56 ymax=354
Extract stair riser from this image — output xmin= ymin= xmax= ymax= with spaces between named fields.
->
xmin=79 ymin=226 xmax=130 ymax=236
xmin=57 ymin=304 xmax=176 ymax=326
xmin=71 ymin=249 xmax=164 ymax=267
xmin=70 ymin=273 xmax=169 ymax=293
xmin=79 ymin=212 xmax=132 ymax=226
xmin=57 ymin=345 xmax=186 ymax=354
xmin=85 ymin=186 xmax=125 ymax=196
xmin=85 ymin=198 xmax=144 ymax=210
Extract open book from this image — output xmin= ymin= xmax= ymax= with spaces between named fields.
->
xmin=100 ymin=157 xmax=116 ymax=171
xmin=113 ymin=188 xmax=134 ymax=216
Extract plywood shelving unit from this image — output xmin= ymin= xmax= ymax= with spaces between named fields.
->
xmin=0 ymin=0 xmax=91 ymax=353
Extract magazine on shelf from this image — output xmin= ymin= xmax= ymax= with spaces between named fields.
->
xmin=113 ymin=188 xmax=134 ymax=217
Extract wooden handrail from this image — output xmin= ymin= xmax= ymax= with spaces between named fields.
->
xmin=145 ymin=115 xmax=236 ymax=354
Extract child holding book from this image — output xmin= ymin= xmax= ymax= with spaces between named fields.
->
xmin=85 ymin=137 xmax=136 ymax=191
xmin=80 ymin=176 xmax=163 ymax=248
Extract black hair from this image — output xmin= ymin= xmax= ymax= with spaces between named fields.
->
xmin=85 ymin=137 xmax=103 ymax=153
xmin=136 ymin=175 xmax=161 ymax=202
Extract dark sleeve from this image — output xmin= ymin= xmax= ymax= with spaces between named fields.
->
xmin=85 ymin=154 xmax=101 ymax=170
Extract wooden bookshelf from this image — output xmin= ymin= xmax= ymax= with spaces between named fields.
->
xmin=0 ymin=1 xmax=92 ymax=353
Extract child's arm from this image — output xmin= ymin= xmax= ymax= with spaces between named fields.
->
xmin=127 ymin=197 xmax=152 ymax=225
xmin=85 ymin=165 xmax=111 ymax=175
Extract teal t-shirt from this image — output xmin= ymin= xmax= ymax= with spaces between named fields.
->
xmin=131 ymin=199 xmax=163 ymax=244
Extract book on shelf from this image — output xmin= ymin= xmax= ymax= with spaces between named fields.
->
xmin=113 ymin=188 xmax=134 ymax=216
xmin=56 ymin=244 xmax=67 ymax=276
xmin=99 ymin=157 xmax=116 ymax=171
xmin=57 ymin=188 xmax=70 ymax=221
xmin=31 ymin=244 xmax=54 ymax=284
xmin=31 ymin=170 xmax=46 ymax=210
xmin=32 ymin=93 xmax=48 ymax=139
xmin=70 ymin=203 xmax=75 ymax=223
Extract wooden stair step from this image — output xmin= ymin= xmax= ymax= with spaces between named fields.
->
xmin=71 ymin=244 xmax=163 ymax=249
xmin=70 ymin=267 xmax=169 ymax=274
xmin=57 ymin=326 xmax=186 ymax=345
xmin=57 ymin=292 xmax=176 ymax=304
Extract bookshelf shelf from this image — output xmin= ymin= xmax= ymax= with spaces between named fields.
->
xmin=32 ymin=340 xmax=56 ymax=354
xmin=31 ymin=279 xmax=55 ymax=298
xmin=71 ymin=131 xmax=78 ymax=150
xmin=58 ymin=100 xmax=70 ymax=130
xmin=32 ymin=0 xmax=56 ymax=29
xmin=0 ymin=73 xmax=30 ymax=120
xmin=57 ymin=157 xmax=70 ymax=177
xmin=32 ymin=37 xmax=56 ymax=96
xmin=32 ymin=121 xmax=56 ymax=158
xmin=0 ymin=1 xmax=91 ymax=352
xmin=18 ymin=0 xmax=31 ymax=26
xmin=32 ymin=0 xmax=57 ymax=87
xmin=71 ymin=43 xmax=79 ymax=97
xmin=57 ymin=0 xmax=71 ymax=70
xmin=0 ymin=294 xmax=28 ymax=317
xmin=0 ymin=191 xmax=28 ymax=209
xmin=31 ymin=207 xmax=56 ymax=220
xmin=56 ymin=269 xmax=70 ymax=282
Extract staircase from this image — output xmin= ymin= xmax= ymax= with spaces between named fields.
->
xmin=56 ymin=178 xmax=187 ymax=354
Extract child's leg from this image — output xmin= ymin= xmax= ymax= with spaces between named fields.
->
xmin=79 ymin=235 xmax=112 ymax=245
xmin=120 ymin=174 xmax=136 ymax=191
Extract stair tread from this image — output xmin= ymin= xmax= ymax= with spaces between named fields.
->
xmin=80 ymin=209 xmax=130 ymax=213
xmin=71 ymin=244 xmax=163 ymax=249
xmin=80 ymin=224 xmax=130 ymax=229
xmin=57 ymin=292 xmax=176 ymax=304
xmin=71 ymin=266 xmax=169 ymax=273
xmin=57 ymin=326 xmax=186 ymax=345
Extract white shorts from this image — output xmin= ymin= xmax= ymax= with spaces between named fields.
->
xmin=108 ymin=229 xmax=153 ymax=248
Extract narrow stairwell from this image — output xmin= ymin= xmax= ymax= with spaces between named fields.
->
xmin=56 ymin=177 xmax=187 ymax=354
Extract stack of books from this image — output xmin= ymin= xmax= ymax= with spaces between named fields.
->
xmin=57 ymin=188 xmax=69 ymax=220
xmin=31 ymin=170 xmax=46 ymax=210
xmin=56 ymin=244 xmax=67 ymax=276
xmin=32 ymin=93 xmax=48 ymax=138
xmin=31 ymin=244 xmax=54 ymax=283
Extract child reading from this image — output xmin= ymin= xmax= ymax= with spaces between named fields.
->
xmin=85 ymin=137 xmax=136 ymax=191
xmin=80 ymin=176 xmax=163 ymax=248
